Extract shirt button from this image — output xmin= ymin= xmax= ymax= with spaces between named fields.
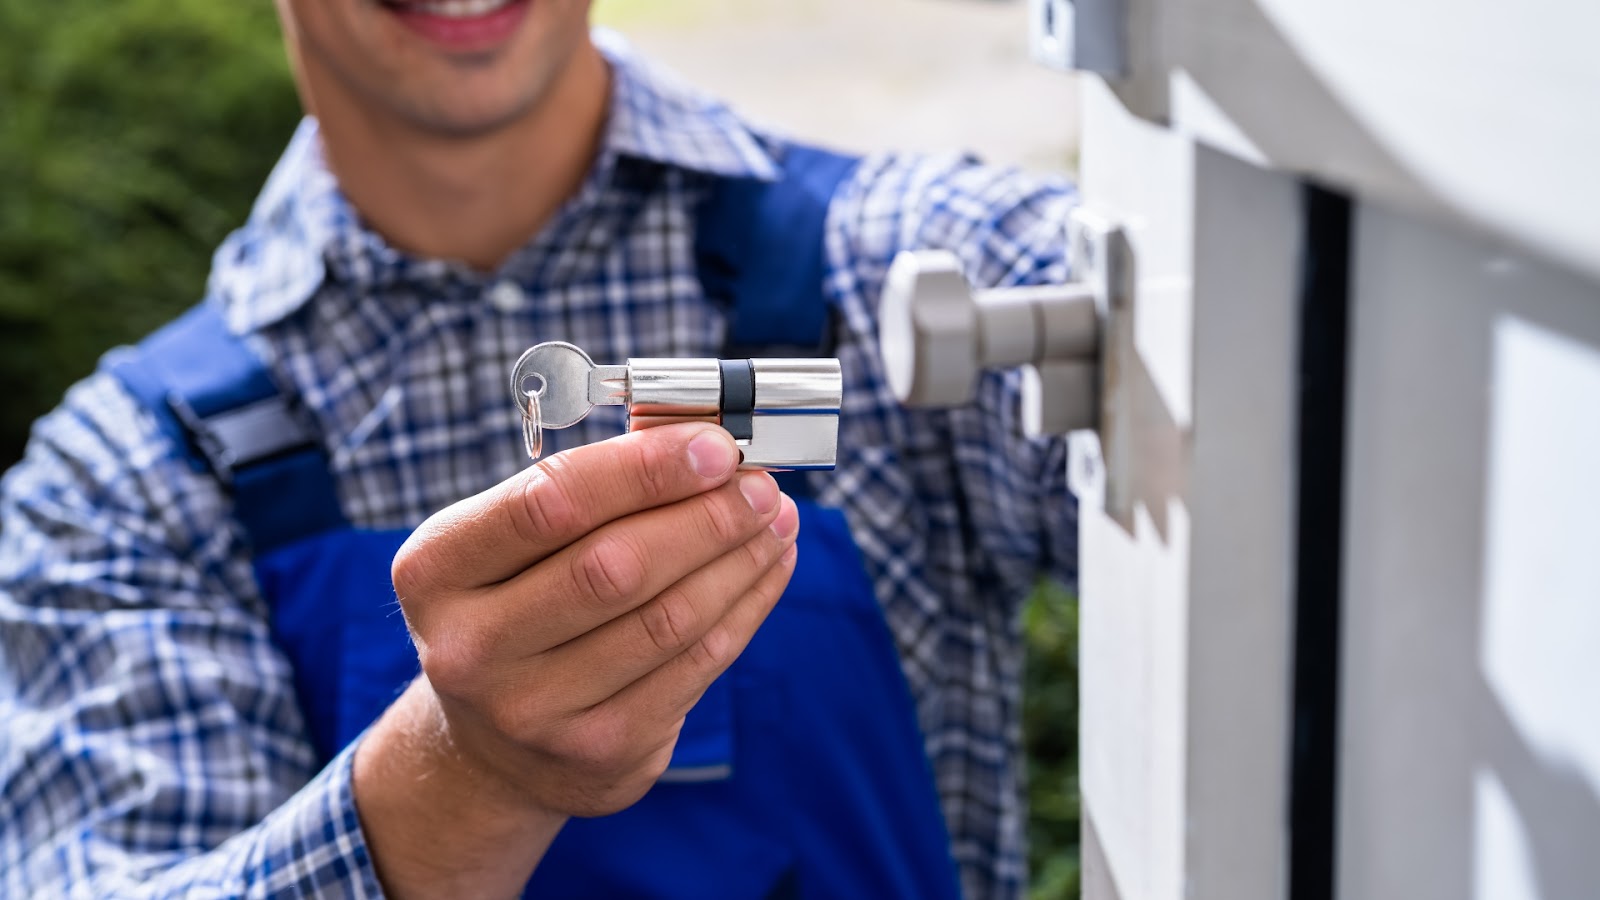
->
xmin=487 ymin=280 xmax=526 ymax=312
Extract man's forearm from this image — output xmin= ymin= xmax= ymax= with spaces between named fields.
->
xmin=352 ymin=678 xmax=568 ymax=899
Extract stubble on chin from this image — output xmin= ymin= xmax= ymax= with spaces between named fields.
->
xmin=288 ymin=0 xmax=591 ymax=141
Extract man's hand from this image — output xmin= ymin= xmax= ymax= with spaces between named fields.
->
xmin=351 ymin=424 xmax=799 ymax=897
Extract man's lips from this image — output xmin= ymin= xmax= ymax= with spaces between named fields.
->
xmin=380 ymin=0 xmax=532 ymax=54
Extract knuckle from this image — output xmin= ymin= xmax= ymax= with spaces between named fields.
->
xmin=737 ymin=531 xmax=777 ymax=571
xmin=512 ymin=461 xmax=582 ymax=542
xmin=571 ymin=534 xmax=649 ymax=607
xmin=556 ymin=708 xmax=631 ymax=773
xmin=779 ymin=546 xmax=799 ymax=578
xmin=757 ymin=568 xmax=793 ymax=611
xmin=415 ymin=631 xmax=482 ymax=702
xmin=637 ymin=590 xmax=697 ymax=656
xmin=698 ymin=489 xmax=752 ymax=548
xmin=757 ymin=552 xmax=798 ymax=606
xmin=622 ymin=436 xmax=675 ymax=506
xmin=541 ymin=722 xmax=586 ymax=766
xmin=390 ymin=530 xmax=444 ymax=602
xmin=688 ymin=621 xmax=737 ymax=673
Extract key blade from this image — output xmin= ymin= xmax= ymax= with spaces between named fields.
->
xmin=588 ymin=365 xmax=630 ymax=406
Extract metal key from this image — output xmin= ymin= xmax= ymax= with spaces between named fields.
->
xmin=511 ymin=341 xmax=629 ymax=429
xmin=510 ymin=341 xmax=842 ymax=470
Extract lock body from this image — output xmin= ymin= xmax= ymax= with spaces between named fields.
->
xmin=625 ymin=358 xmax=842 ymax=470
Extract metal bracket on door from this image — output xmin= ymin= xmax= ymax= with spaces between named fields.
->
xmin=1029 ymin=0 xmax=1127 ymax=76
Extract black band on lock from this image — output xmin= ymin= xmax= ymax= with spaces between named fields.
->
xmin=719 ymin=358 xmax=756 ymax=441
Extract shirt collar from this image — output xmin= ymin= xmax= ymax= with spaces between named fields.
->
xmin=213 ymin=28 xmax=780 ymax=335
xmin=592 ymin=28 xmax=780 ymax=182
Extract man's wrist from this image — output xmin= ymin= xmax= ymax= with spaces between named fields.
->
xmin=351 ymin=678 xmax=567 ymax=898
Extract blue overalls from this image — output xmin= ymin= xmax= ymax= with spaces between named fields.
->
xmin=111 ymin=145 xmax=964 ymax=899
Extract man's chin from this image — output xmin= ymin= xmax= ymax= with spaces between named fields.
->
xmin=290 ymin=0 xmax=594 ymax=142
xmin=384 ymin=87 xmax=549 ymax=140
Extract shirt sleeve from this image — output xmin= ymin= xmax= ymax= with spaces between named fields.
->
xmin=838 ymin=152 xmax=1080 ymax=595
xmin=0 ymin=371 xmax=385 ymax=898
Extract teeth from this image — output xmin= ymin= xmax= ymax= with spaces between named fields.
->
xmin=402 ymin=0 xmax=516 ymax=18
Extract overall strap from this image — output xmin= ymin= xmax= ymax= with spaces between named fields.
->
xmin=106 ymin=304 xmax=346 ymax=553
xmin=694 ymin=142 xmax=862 ymax=359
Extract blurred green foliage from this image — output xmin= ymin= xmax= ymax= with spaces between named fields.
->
xmin=0 ymin=0 xmax=300 ymax=470
xmin=0 ymin=4 xmax=1081 ymax=895
xmin=1024 ymin=581 xmax=1082 ymax=900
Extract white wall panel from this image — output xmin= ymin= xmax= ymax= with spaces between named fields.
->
xmin=1340 ymin=200 xmax=1600 ymax=900
xmin=1077 ymin=76 xmax=1297 ymax=900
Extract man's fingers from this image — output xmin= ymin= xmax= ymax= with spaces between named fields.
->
xmin=410 ymin=472 xmax=783 ymax=674
xmin=530 ymin=493 xmax=801 ymax=708
xmin=393 ymin=424 xmax=741 ymax=596
xmin=492 ymin=473 xmax=788 ymax=655
xmin=605 ymin=537 xmax=798 ymax=734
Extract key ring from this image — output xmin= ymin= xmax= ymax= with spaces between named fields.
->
xmin=519 ymin=376 xmax=545 ymax=462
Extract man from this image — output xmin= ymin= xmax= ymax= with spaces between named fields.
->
xmin=0 ymin=0 xmax=1075 ymax=896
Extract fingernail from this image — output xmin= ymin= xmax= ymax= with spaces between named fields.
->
xmin=768 ymin=495 xmax=798 ymax=539
xmin=740 ymin=472 xmax=779 ymax=515
xmin=688 ymin=430 xmax=737 ymax=479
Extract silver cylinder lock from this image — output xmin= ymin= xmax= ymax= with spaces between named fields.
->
xmin=510 ymin=342 xmax=842 ymax=470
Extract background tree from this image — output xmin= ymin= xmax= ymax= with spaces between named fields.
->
xmin=0 ymin=0 xmax=300 ymax=471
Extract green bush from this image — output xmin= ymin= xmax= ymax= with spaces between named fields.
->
xmin=0 ymin=0 xmax=299 ymax=470
xmin=1024 ymin=581 xmax=1082 ymax=899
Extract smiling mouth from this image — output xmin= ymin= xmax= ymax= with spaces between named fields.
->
xmin=379 ymin=0 xmax=532 ymax=51
xmin=382 ymin=0 xmax=522 ymax=19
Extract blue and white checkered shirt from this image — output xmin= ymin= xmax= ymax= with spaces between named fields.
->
xmin=0 ymin=31 xmax=1075 ymax=900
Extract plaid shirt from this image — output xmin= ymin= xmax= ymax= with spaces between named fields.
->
xmin=0 ymin=31 xmax=1075 ymax=900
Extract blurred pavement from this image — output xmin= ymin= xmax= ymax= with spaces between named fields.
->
xmin=595 ymin=0 xmax=1080 ymax=173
